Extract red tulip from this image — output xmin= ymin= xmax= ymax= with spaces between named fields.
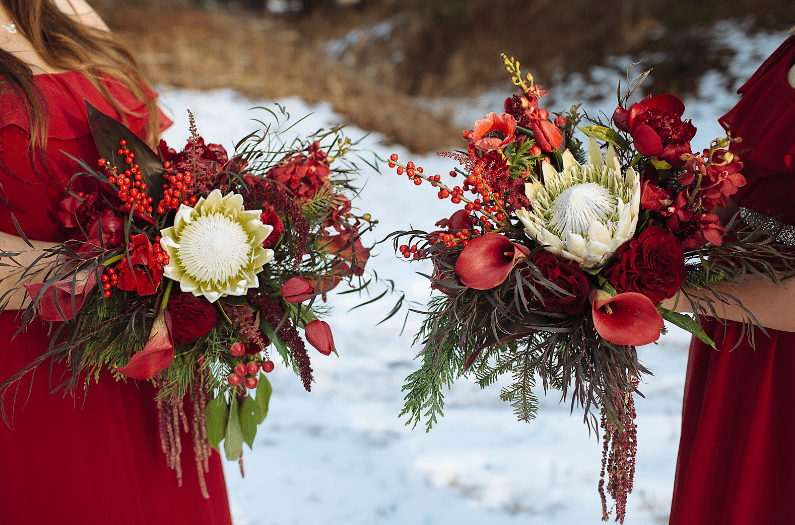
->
xmin=116 ymin=309 xmax=174 ymax=380
xmin=590 ymin=290 xmax=664 ymax=346
xmin=454 ymin=233 xmax=530 ymax=290
xmin=305 ymin=319 xmax=335 ymax=356
xmin=24 ymin=269 xmax=98 ymax=322
xmin=281 ymin=276 xmax=315 ymax=303
xmin=531 ymin=118 xmax=564 ymax=152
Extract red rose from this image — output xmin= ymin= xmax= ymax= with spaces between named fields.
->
xmin=167 ymin=292 xmax=218 ymax=345
xmin=605 ymin=226 xmax=687 ymax=304
xmin=116 ymin=234 xmax=163 ymax=296
xmin=530 ymin=251 xmax=590 ymax=315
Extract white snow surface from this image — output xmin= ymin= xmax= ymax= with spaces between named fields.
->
xmin=156 ymin=23 xmax=789 ymax=525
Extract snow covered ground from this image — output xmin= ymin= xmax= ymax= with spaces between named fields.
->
xmin=156 ymin=23 xmax=789 ymax=525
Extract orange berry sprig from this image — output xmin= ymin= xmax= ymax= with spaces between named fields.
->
xmin=388 ymin=152 xmax=509 ymax=235
xmin=97 ymin=139 xmax=155 ymax=214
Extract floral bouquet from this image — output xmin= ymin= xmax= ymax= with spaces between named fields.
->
xmin=389 ymin=55 xmax=795 ymax=522
xmin=0 ymin=102 xmax=385 ymax=497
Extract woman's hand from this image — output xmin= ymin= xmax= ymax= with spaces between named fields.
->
xmin=0 ymin=231 xmax=58 ymax=310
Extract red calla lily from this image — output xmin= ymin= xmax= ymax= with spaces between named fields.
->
xmin=116 ymin=310 xmax=174 ymax=380
xmin=454 ymin=233 xmax=530 ymax=290
xmin=24 ymin=270 xmax=98 ymax=322
xmin=590 ymin=290 xmax=664 ymax=346
xmin=305 ymin=319 xmax=335 ymax=356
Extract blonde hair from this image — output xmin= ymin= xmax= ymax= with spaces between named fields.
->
xmin=0 ymin=0 xmax=160 ymax=166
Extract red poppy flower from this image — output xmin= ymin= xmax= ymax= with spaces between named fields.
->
xmin=116 ymin=309 xmax=174 ymax=380
xmin=455 ymin=233 xmax=530 ymax=290
xmin=590 ymin=290 xmax=664 ymax=346
xmin=463 ymin=112 xmax=517 ymax=152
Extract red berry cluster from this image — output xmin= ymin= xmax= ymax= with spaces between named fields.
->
xmin=388 ymin=152 xmax=507 ymax=243
xmin=98 ymin=139 xmax=155 ymax=214
xmin=398 ymin=244 xmax=425 ymax=259
xmin=100 ymin=266 xmax=119 ymax=299
xmin=226 ymin=341 xmax=275 ymax=389
xmin=156 ymin=164 xmax=196 ymax=214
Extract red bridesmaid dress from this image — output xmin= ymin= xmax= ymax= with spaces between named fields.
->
xmin=0 ymin=72 xmax=233 ymax=525
xmin=670 ymin=36 xmax=795 ymax=524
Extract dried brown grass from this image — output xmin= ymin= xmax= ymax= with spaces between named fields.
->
xmin=101 ymin=5 xmax=461 ymax=153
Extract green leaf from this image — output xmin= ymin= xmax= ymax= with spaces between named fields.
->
xmin=256 ymin=373 xmax=273 ymax=423
xmin=239 ymin=395 xmax=260 ymax=449
xmin=579 ymin=125 xmax=631 ymax=151
xmin=651 ymin=158 xmax=672 ymax=170
xmin=260 ymin=318 xmax=291 ymax=367
xmin=85 ymin=101 xmax=167 ymax=204
xmin=221 ymin=295 xmax=248 ymax=306
xmin=657 ymin=307 xmax=715 ymax=347
xmin=205 ymin=395 xmax=229 ymax=449
xmin=224 ymin=396 xmax=244 ymax=461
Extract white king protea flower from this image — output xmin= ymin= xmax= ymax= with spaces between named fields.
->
xmin=515 ymin=137 xmax=640 ymax=269
xmin=160 ymin=189 xmax=274 ymax=302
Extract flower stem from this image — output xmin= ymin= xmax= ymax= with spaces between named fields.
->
xmin=160 ymin=279 xmax=173 ymax=312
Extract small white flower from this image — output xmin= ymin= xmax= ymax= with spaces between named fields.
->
xmin=160 ymin=189 xmax=274 ymax=302
xmin=515 ymin=137 xmax=640 ymax=268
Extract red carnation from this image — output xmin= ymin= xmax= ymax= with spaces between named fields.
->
xmin=167 ymin=292 xmax=218 ymax=345
xmin=605 ymin=226 xmax=687 ymax=304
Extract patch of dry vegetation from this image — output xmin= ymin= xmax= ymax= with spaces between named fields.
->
xmin=97 ymin=1 xmax=794 ymax=153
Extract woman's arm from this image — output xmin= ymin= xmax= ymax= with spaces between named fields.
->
xmin=662 ymin=274 xmax=795 ymax=332
xmin=0 ymin=231 xmax=57 ymax=310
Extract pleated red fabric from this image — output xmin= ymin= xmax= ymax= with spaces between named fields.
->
xmin=670 ymin=36 xmax=795 ymax=525
xmin=0 ymin=72 xmax=233 ymax=525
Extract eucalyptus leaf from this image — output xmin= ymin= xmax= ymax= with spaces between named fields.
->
xmin=205 ymin=395 xmax=228 ymax=449
xmin=256 ymin=373 xmax=273 ymax=424
xmin=239 ymin=395 xmax=261 ymax=449
xmin=224 ymin=397 xmax=244 ymax=461
xmin=657 ymin=307 xmax=715 ymax=347
xmin=580 ymin=125 xmax=631 ymax=151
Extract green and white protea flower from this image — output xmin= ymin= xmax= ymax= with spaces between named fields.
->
xmin=515 ymin=137 xmax=640 ymax=269
xmin=160 ymin=189 xmax=274 ymax=303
